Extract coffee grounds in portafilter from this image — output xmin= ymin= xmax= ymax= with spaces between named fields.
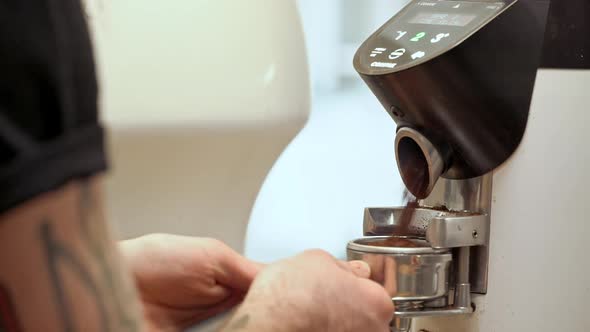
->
xmin=369 ymin=237 xmax=420 ymax=247
xmin=398 ymin=189 xmax=418 ymax=234
xmin=395 ymin=148 xmax=430 ymax=237
xmin=368 ymin=189 xmax=420 ymax=248
xmin=396 ymin=170 xmax=427 ymax=236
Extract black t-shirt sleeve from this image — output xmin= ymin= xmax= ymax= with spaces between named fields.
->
xmin=0 ymin=0 xmax=107 ymax=213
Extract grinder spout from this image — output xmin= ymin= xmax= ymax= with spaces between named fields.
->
xmin=394 ymin=127 xmax=448 ymax=199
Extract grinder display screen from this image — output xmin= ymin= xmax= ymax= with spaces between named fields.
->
xmin=409 ymin=13 xmax=477 ymax=26
xmin=355 ymin=0 xmax=512 ymax=74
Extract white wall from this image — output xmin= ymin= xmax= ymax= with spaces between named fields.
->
xmin=245 ymin=0 xmax=408 ymax=261
xmin=87 ymin=0 xmax=310 ymax=252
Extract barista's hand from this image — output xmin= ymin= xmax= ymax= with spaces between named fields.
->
xmin=120 ymin=234 xmax=262 ymax=332
xmin=222 ymin=250 xmax=395 ymax=332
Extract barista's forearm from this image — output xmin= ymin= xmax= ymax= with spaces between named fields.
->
xmin=0 ymin=177 xmax=145 ymax=331
xmin=220 ymin=302 xmax=310 ymax=332
xmin=220 ymin=306 xmax=275 ymax=332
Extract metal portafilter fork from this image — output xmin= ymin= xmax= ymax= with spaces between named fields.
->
xmin=347 ymin=205 xmax=488 ymax=332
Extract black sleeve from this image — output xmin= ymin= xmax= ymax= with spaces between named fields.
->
xmin=0 ymin=0 xmax=107 ymax=213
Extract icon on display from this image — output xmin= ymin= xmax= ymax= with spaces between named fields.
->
xmin=371 ymin=62 xmax=397 ymax=69
xmin=410 ymin=32 xmax=427 ymax=42
xmin=389 ymin=48 xmax=406 ymax=60
xmin=431 ymin=33 xmax=450 ymax=43
xmin=453 ymin=4 xmax=461 ymax=8
xmin=370 ymin=47 xmax=387 ymax=57
xmin=411 ymin=51 xmax=426 ymax=60
xmin=395 ymin=31 xmax=408 ymax=40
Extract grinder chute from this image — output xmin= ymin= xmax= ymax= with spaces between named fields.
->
xmin=394 ymin=127 xmax=449 ymax=198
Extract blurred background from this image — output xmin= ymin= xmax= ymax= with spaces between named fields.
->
xmin=88 ymin=0 xmax=408 ymax=263
xmin=246 ymin=0 xmax=408 ymax=261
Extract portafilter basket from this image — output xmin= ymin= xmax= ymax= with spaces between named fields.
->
xmin=347 ymin=236 xmax=452 ymax=303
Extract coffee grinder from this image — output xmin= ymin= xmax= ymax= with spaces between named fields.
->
xmin=347 ymin=1 xmax=590 ymax=331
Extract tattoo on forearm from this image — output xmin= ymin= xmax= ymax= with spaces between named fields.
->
xmin=39 ymin=181 xmax=140 ymax=332
xmin=78 ymin=184 xmax=139 ymax=331
xmin=41 ymin=221 xmax=109 ymax=332
xmin=0 ymin=285 xmax=22 ymax=332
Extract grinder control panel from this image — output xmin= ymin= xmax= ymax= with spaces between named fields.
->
xmin=355 ymin=0 xmax=516 ymax=74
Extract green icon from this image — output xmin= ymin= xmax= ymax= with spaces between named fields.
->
xmin=410 ymin=32 xmax=426 ymax=42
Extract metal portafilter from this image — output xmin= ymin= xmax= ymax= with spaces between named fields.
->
xmin=347 ymin=237 xmax=453 ymax=332
xmin=347 ymin=206 xmax=488 ymax=332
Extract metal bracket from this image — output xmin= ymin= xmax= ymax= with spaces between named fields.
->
xmin=363 ymin=207 xmax=489 ymax=249
xmin=363 ymin=174 xmax=493 ymax=295
xmin=395 ymin=305 xmax=473 ymax=318
xmin=427 ymin=214 xmax=489 ymax=248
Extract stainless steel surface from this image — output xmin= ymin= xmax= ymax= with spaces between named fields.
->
xmin=457 ymin=247 xmax=470 ymax=285
xmin=363 ymin=207 xmax=489 ymax=248
xmin=396 ymin=301 xmax=425 ymax=311
xmin=426 ymin=214 xmax=489 ymax=248
xmin=424 ymin=296 xmax=448 ymax=308
xmin=395 ymin=127 xmax=446 ymax=198
xmin=454 ymin=284 xmax=472 ymax=310
xmin=364 ymin=207 xmax=443 ymax=236
xmin=364 ymin=207 xmax=473 ymax=237
xmin=347 ymin=236 xmax=449 ymax=255
xmin=347 ymin=236 xmax=452 ymax=301
xmin=394 ymin=305 xmax=473 ymax=318
xmin=420 ymin=174 xmax=493 ymax=294
xmin=454 ymin=247 xmax=472 ymax=309
xmin=419 ymin=174 xmax=493 ymax=214
xmin=391 ymin=317 xmax=412 ymax=332
xmin=356 ymin=176 xmax=492 ymax=326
